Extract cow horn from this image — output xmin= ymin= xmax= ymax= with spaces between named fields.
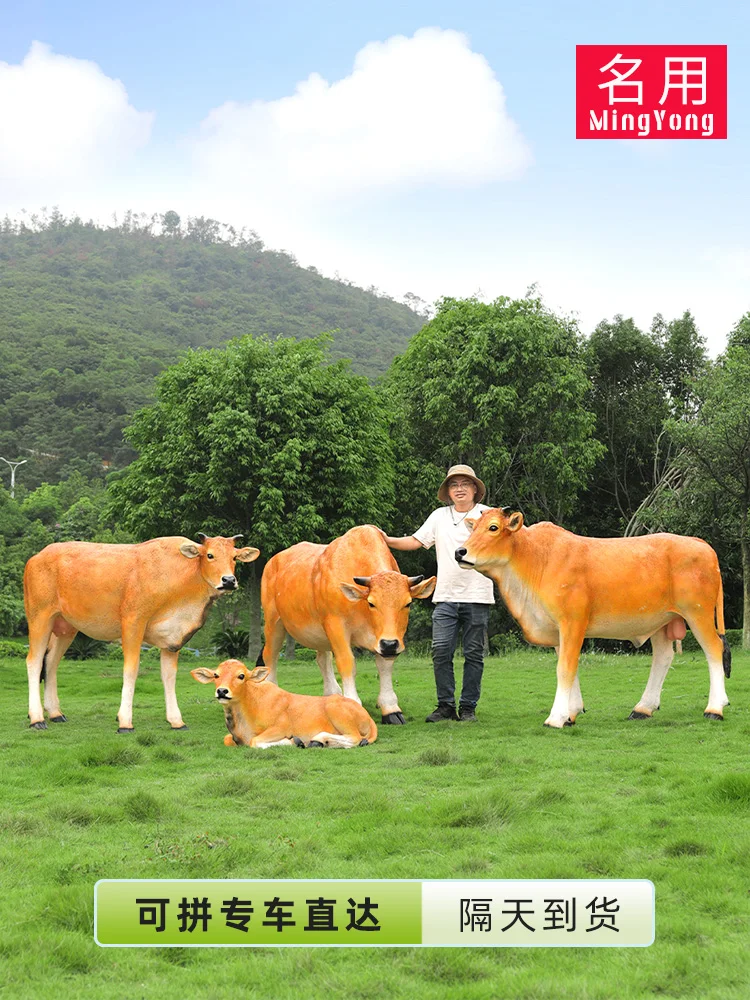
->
xmin=196 ymin=532 xmax=209 ymax=543
xmin=353 ymin=576 xmax=372 ymax=587
xmin=501 ymin=506 xmax=513 ymax=515
xmin=231 ymin=534 xmax=244 ymax=542
xmin=407 ymin=575 xmax=424 ymax=586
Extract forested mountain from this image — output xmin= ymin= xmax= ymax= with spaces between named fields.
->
xmin=0 ymin=212 xmax=424 ymax=487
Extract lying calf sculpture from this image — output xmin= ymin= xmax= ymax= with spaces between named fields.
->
xmin=191 ymin=659 xmax=378 ymax=748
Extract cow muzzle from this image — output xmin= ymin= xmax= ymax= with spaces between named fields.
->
xmin=216 ymin=688 xmax=232 ymax=701
xmin=217 ymin=575 xmax=238 ymax=591
xmin=378 ymin=639 xmax=401 ymax=658
xmin=454 ymin=547 xmax=474 ymax=568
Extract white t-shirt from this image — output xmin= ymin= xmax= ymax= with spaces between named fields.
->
xmin=413 ymin=504 xmax=495 ymax=604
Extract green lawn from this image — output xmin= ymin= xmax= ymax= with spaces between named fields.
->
xmin=1 ymin=648 xmax=749 ymax=999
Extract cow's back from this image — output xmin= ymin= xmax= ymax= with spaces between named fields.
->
xmin=314 ymin=525 xmax=398 ymax=612
xmin=264 ymin=542 xmax=328 ymax=643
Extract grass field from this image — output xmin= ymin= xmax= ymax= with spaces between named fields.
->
xmin=1 ymin=647 xmax=749 ymax=999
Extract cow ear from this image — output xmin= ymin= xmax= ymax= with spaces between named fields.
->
xmin=410 ymin=575 xmax=436 ymax=600
xmin=250 ymin=667 xmax=270 ymax=683
xmin=180 ymin=542 xmax=201 ymax=559
xmin=235 ymin=546 xmax=260 ymax=563
xmin=465 ymin=518 xmax=477 ymax=532
xmin=340 ymin=582 xmax=369 ymax=602
xmin=191 ymin=668 xmax=217 ymax=684
xmin=507 ymin=512 xmax=524 ymax=532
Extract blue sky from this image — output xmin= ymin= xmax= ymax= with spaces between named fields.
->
xmin=1 ymin=1 xmax=747 ymax=351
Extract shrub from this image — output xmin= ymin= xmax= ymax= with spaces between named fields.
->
xmin=213 ymin=627 xmax=250 ymax=659
xmin=489 ymin=631 xmax=523 ymax=655
xmin=66 ymin=634 xmax=109 ymax=660
xmin=0 ymin=639 xmax=28 ymax=658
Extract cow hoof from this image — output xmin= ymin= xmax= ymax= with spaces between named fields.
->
xmin=308 ymin=740 xmax=325 ymax=748
xmin=358 ymin=738 xmax=369 ymax=746
xmin=49 ymin=714 xmax=68 ymax=723
xmin=563 ymin=718 xmax=575 ymax=727
xmin=29 ymin=721 xmax=48 ymax=730
xmin=170 ymin=724 xmax=188 ymax=730
xmin=382 ymin=712 xmax=406 ymax=725
xmin=293 ymin=737 xmax=306 ymax=747
xmin=628 ymin=710 xmax=651 ymax=720
xmin=116 ymin=727 xmax=135 ymax=734
xmin=704 ymin=712 xmax=724 ymax=721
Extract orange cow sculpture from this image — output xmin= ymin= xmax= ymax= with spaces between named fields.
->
xmin=192 ymin=659 xmax=378 ymax=748
xmin=455 ymin=508 xmax=731 ymax=727
xmin=260 ymin=525 xmax=436 ymax=723
xmin=23 ymin=534 xmax=259 ymax=732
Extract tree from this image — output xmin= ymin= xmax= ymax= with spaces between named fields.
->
xmin=582 ymin=316 xmax=669 ymax=535
xmin=643 ymin=335 xmax=750 ymax=647
xmin=106 ymin=335 xmax=395 ymax=650
xmin=581 ymin=312 xmax=707 ymax=537
xmin=383 ymin=295 xmax=603 ymax=531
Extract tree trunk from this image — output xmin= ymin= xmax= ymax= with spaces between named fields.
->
xmin=284 ymin=632 xmax=296 ymax=660
xmin=742 ymin=536 xmax=750 ymax=651
xmin=247 ymin=562 xmax=263 ymax=661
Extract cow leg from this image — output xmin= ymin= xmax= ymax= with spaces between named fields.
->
xmin=316 ymin=651 xmax=342 ymax=695
xmin=324 ymin=618 xmax=361 ymax=705
xmin=568 ymin=672 xmax=585 ymax=721
xmin=261 ymin=616 xmax=285 ymax=686
xmin=545 ymin=622 xmax=586 ymax=728
xmin=249 ymin=727 xmax=295 ymax=749
xmin=116 ymin=626 xmax=145 ymax=732
xmin=160 ymin=649 xmax=187 ymax=729
xmin=43 ymin=629 xmax=77 ymax=722
xmin=685 ymin=612 xmax=730 ymax=719
xmin=374 ymin=653 xmax=404 ymax=724
xmin=307 ymin=731 xmax=358 ymax=748
xmin=630 ymin=626 xmax=673 ymax=719
xmin=26 ymin=616 xmax=56 ymax=729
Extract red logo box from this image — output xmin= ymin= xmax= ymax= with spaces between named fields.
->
xmin=576 ymin=45 xmax=727 ymax=139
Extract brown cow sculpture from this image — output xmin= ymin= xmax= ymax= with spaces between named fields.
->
xmin=260 ymin=525 xmax=436 ymax=723
xmin=192 ymin=659 xmax=378 ymax=748
xmin=455 ymin=508 xmax=731 ymax=728
xmin=24 ymin=534 xmax=259 ymax=732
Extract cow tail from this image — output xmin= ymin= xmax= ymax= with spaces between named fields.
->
xmin=40 ymin=650 xmax=48 ymax=684
xmin=255 ymin=649 xmax=265 ymax=667
xmin=716 ymin=574 xmax=731 ymax=678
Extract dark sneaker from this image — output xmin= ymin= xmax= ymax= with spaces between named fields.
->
xmin=425 ymin=704 xmax=458 ymax=723
xmin=458 ymin=705 xmax=477 ymax=722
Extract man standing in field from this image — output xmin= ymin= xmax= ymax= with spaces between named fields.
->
xmin=380 ymin=465 xmax=494 ymax=722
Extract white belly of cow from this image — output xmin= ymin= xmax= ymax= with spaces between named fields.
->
xmin=285 ymin=622 xmax=332 ymax=651
xmin=586 ymin=611 xmax=676 ymax=642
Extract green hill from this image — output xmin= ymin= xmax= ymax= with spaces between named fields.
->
xmin=0 ymin=212 xmax=424 ymax=487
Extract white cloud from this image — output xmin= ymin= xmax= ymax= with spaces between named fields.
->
xmin=0 ymin=41 xmax=153 ymax=197
xmin=191 ymin=27 xmax=532 ymax=199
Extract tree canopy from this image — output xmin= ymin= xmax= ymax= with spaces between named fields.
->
xmin=106 ymin=334 xmax=396 ymax=648
xmin=383 ymin=295 xmax=603 ymax=530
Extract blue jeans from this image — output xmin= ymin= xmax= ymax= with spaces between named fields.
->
xmin=431 ymin=602 xmax=490 ymax=709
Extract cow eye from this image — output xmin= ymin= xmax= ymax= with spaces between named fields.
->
xmin=237 ymin=673 xmax=245 ymax=680
xmin=489 ymin=525 xmax=500 ymax=532
xmin=213 ymin=673 xmax=219 ymax=679
xmin=367 ymin=601 xmax=376 ymax=609
xmin=207 ymin=553 xmax=215 ymax=559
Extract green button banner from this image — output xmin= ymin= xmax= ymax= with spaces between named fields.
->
xmin=94 ymin=879 xmax=654 ymax=947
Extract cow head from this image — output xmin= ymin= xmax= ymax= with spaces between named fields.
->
xmin=191 ymin=659 xmax=266 ymax=702
xmin=339 ymin=571 xmax=436 ymax=658
xmin=179 ymin=534 xmax=259 ymax=592
xmin=455 ymin=507 xmax=524 ymax=572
